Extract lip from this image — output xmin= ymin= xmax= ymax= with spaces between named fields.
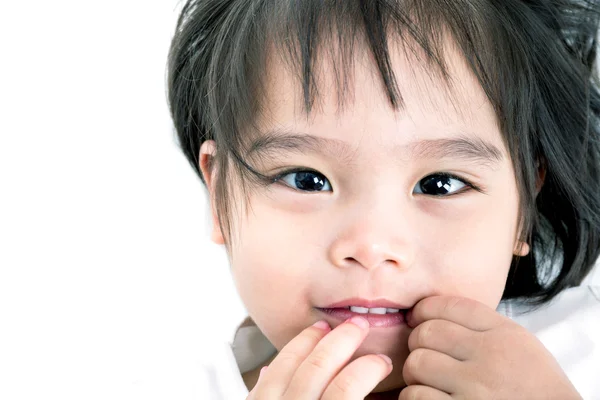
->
xmin=322 ymin=297 xmax=410 ymax=309
xmin=317 ymin=307 xmax=407 ymax=328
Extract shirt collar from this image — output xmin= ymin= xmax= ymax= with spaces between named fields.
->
xmin=229 ymin=316 xmax=277 ymax=374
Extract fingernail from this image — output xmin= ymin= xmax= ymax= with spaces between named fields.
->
xmin=376 ymin=353 xmax=393 ymax=365
xmin=312 ymin=320 xmax=331 ymax=331
xmin=347 ymin=315 xmax=369 ymax=329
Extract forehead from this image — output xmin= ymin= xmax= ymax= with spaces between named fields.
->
xmin=256 ymin=34 xmax=504 ymax=155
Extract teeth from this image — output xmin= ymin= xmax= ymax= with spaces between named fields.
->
xmin=349 ymin=306 xmax=369 ymax=314
xmin=348 ymin=306 xmax=401 ymax=314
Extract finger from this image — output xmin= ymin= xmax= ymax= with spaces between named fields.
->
xmin=407 ymin=296 xmax=505 ymax=331
xmin=283 ymin=316 xmax=370 ymax=398
xmin=252 ymin=320 xmax=332 ymax=397
xmin=321 ymin=353 xmax=393 ymax=400
xmin=399 ymin=385 xmax=452 ymax=400
xmin=402 ymin=348 xmax=463 ymax=394
xmin=408 ymin=319 xmax=479 ymax=361
xmin=245 ymin=367 xmax=267 ymax=400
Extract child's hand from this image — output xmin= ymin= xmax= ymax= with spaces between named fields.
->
xmin=401 ymin=296 xmax=582 ymax=399
xmin=246 ymin=316 xmax=393 ymax=399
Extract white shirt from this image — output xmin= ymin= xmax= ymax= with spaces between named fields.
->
xmin=201 ymin=266 xmax=600 ymax=399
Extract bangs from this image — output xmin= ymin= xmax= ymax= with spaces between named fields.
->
xmin=216 ymin=0 xmax=501 ymax=136
xmin=170 ymin=0 xmax=563 ymax=168
xmin=264 ymin=0 xmax=454 ymax=113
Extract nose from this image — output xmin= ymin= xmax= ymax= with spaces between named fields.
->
xmin=328 ymin=200 xmax=415 ymax=271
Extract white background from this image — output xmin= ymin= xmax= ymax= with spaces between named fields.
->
xmin=0 ymin=1 xmax=246 ymax=398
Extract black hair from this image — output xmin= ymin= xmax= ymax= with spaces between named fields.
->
xmin=167 ymin=0 xmax=600 ymax=305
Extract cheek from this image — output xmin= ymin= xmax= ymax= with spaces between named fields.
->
xmin=229 ymin=201 xmax=317 ymax=349
xmin=421 ymin=192 xmax=518 ymax=308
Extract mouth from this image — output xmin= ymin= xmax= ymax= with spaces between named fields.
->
xmin=316 ymin=307 xmax=408 ymax=328
xmin=316 ymin=297 xmax=412 ymax=328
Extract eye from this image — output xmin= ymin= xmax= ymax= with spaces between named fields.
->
xmin=413 ymin=173 xmax=469 ymax=196
xmin=277 ymin=169 xmax=332 ymax=192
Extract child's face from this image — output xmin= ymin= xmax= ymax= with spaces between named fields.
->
xmin=205 ymin=39 xmax=522 ymax=390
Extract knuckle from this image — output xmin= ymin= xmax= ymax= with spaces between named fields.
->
xmin=331 ymin=372 xmax=355 ymax=395
xmin=410 ymin=348 xmax=426 ymax=369
xmin=403 ymin=349 xmax=424 ymax=383
xmin=416 ymin=320 xmax=434 ymax=347
xmin=443 ymin=296 xmax=462 ymax=314
xmin=277 ymin=350 xmax=301 ymax=364
xmin=306 ymin=349 xmax=332 ymax=371
xmin=304 ymin=326 xmax=327 ymax=342
xmin=277 ymin=330 xmax=322 ymax=361
xmin=473 ymin=330 xmax=486 ymax=352
xmin=275 ymin=350 xmax=303 ymax=367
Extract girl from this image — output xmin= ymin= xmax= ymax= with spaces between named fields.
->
xmin=168 ymin=0 xmax=600 ymax=398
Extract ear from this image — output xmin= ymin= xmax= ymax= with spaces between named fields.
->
xmin=513 ymin=241 xmax=530 ymax=257
xmin=199 ymin=140 xmax=225 ymax=245
xmin=535 ymin=158 xmax=547 ymax=195
xmin=512 ymin=159 xmax=546 ymax=257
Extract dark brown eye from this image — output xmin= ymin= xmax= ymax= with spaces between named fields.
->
xmin=280 ymin=171 xmax=332 ymax=192
xmin=414 ymin=174 xmax=466 ymax=196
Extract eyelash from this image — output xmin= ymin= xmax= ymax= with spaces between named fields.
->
xmin=267 ymin=167 xmax=484 ymax=196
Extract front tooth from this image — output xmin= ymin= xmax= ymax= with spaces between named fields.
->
xmin=386 ymin=308 xmax=400 ymax=313
xmin=349 ymin=306 xmax=392 ymax=314
xmin=350 ymin=306 xmax=369 ymax=314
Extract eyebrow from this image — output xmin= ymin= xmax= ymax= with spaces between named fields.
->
xmin=248 ymin=129 xmax=504 ymax=167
